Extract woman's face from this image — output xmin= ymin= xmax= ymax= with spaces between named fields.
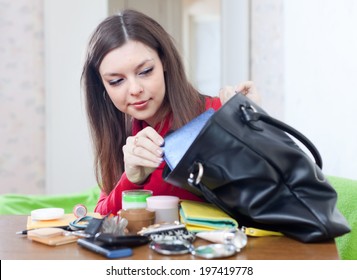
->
xmin=99 ymin=40 xmax=166 ymax=126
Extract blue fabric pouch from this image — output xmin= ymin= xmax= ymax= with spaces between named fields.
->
xmin=163 ymin=109 xmax=215 ymax=170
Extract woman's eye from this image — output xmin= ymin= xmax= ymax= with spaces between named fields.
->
xmin=139 ymin=67 xmax=153 ymax=76
xmin=108 ymin=78 xmax=123 ymax=86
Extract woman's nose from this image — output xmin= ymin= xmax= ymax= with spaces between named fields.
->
xmin=129 ymin=79 xmax=143 ymax=95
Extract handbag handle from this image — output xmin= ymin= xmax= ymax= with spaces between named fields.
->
xmin=240 ymin=103 xmax=323 ymax=169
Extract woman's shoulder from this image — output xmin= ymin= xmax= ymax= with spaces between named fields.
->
xmin=204 ymin=96 xmax=222 ymax=111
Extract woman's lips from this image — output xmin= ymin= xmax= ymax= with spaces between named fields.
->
xmin=131 ymin=100 xmax=149 ymax=109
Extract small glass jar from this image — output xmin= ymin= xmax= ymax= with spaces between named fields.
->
xmin=122 ymin=190 xmax=153 ymax=210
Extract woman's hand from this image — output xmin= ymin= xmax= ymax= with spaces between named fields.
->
xmin=122 ymin=127 xmax=164 ymax=184
xmin=219 ymin=81 xmax=261 ymax=105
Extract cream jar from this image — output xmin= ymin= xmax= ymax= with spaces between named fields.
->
xmin=119 ymin=208 xmax=155 ymax=234
xmin=122 ymin=190 xmax=153 ymax=210
xmin=146 ymin=196 xmax=179 ymax=224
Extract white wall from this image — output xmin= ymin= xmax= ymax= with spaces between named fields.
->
xmin=181 ymin=0 xmax=250 ymax=96
xmin=284 ymin=0 xmax=357 ymax=179
xmin=182 ymin=0 xmax=222 ymax=96
xmin=0 ymin=0 xmax=45 ymax=195
xmin=221 ymin=0 xmax=250 ymax=86
xmin=44 ymin=0 xmax=108 ymax=194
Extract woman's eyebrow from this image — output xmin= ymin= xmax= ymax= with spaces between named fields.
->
xmin=102 ymin=58 xmax=154 ymax=77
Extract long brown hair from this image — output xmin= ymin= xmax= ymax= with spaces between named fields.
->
xmin=81 ymin=9 xmax=206 ymax=194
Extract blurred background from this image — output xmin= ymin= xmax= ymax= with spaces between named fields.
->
xmin=1 ymin=0 xmax=356 ymax=195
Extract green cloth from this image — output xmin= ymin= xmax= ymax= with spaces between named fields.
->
xmin=327 ymin=176 xmax=357 ymax=260
xmin=0 ymin=187 xmax=100 ymax=215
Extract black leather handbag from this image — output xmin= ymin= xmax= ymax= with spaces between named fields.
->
xmin=162 ymin=93 xmax=350 ymax=242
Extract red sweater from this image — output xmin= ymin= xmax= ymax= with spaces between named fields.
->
xmin=94 ymin=97 xmax=222 ymax=215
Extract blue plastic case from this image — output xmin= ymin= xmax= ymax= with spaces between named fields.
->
xmin=163 ymin=109 xmax=214 ymax=170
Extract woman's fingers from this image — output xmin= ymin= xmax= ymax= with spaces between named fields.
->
xmin=235 ymin=81 xmax=262 ymax=105
xmin=123 ymin=126 xmax=164 ymax=168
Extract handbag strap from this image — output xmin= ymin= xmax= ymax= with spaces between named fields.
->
xmin=240 ymin=104 xmax=323 ymax=168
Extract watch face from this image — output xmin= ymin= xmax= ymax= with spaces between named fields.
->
xmin=149 ymin=240 xmax=194 ymax=255
xmin=191 ymin=243 xmax=238 ymax=259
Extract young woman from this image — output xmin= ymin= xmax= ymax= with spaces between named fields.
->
xmin=81 ymin=9 xmax=259 ymax=215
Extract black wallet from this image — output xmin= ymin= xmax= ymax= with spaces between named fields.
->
xmin=163 ymin=109 xmax=214 ymax=170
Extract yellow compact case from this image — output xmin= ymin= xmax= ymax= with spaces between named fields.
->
xmin=27 ymin=228 xmax=78 ymax=246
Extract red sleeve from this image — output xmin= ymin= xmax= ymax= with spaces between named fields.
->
xmin=205 ymin=96 xmax=222 ymax=111
xmin=94 ymin=172 xmax=142 ymax=215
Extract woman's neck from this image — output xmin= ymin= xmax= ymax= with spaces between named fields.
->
xmin=145 ymin=104 xmax=171 ymax=128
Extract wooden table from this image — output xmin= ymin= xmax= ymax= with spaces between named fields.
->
xmin=0 ymin=215 xmax=339 ymax=260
